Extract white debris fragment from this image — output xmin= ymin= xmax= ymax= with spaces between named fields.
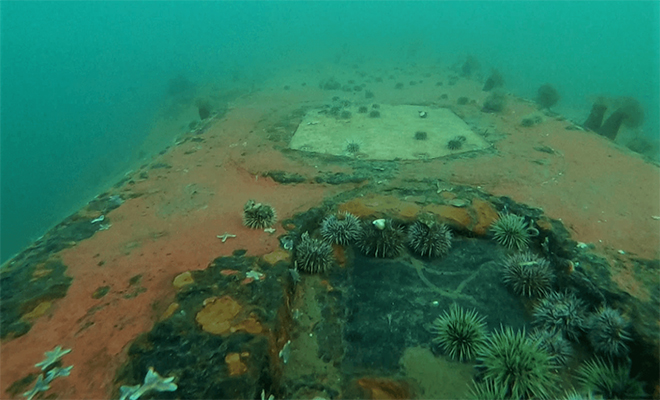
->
xmin=278 ymin=340 xmax=291 ymax=364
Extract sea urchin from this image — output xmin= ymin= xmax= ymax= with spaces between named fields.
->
xmin=530 ymin=329 xmax=573 ymax=366
xmin=490 ymin=213 xmax=537 ymax=251
xmin=477 ymin=326 xmax=558 ymax=400
xmin=447 ymin=135 xmax=466 ymax=150
xmin=501 ymin=252 xmax=554 ymax=298
xmin=587 ymin=306 xmax=631 ymax=359
xmin=357 ymin=218 xmax=405 ymax=258
xmin=345 ymin=140 xmax=361 ymax=155
xmin=295 ymin=232 xmax=334 ymax=273
xmin=320 ymin=212 xmax=362 ymax=245
xmin=407 ymin=214 xmax=452 ymax=258
xmin=533 ymin=291 xmax=587 ymax=342
xmin=431 ymin=304 xmax=487 ymax=361
xmin=243 ymin=200 xmax=277 ymax=229
xmin=577 ymin=357 xmax=645 ymax=399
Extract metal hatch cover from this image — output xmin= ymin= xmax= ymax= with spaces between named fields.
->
xmin=290 ymin=105 xmax=488 ymax=160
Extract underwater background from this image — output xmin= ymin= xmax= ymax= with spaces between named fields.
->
xmin=1 ymin=0 xmax=658 ymax=263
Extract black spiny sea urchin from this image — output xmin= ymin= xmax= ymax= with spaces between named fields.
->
xmin=344 ymin=140 xmax=361 ymax=155
xmin=533 ymin=291 xmax=587 ymax=342
xmin=501 ymin=252 xmax=554 ymax=297
xmin=357 ymin=219 xmax=405 ymax=258
xmin=321 ymin=211 xmax=362 ymax=245
xmin=447 ymin=135 xmax=467 ymax=150
xmin=414 ymin=131 xmax=428 ymax=140
xmin=431 ymin=304 xmax=487 ymax=361
xmin=587 ymin=307 xmax=631 ymax=359
xmin=243 ymin=200 xmax=277 ymax=229
xmin=477 ymin=326 xmax=558 ymax=400
xmin=408 ymin=214 xmax=452 ymax=258
xmin=295 ymin=232 xmax=334 ymax=273
xmin=490 ymin=213 xmax=537 ymax=251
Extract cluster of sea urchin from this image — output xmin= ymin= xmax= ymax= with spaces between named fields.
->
xmin=431 ymin=304 xmax=487 ymax=361
xmin=532 ymin=291 xmax=587 ymax=342
xmin=587 ymin=307 xmax=631 ymax=359
xmin=501 ymin=252 xmax=554 ymax=298
xmin=321 ymin=212 xmax=362 ymax=245
xmin=357 ymin=219 xmax=406 ymax=258
xmin=243 ymin=199 xmax=277 ymax=229
xmin=477 ymin=326 xmax=558 ymax=400
xmin=490 ymin=213 xmax=537 ymax=251
xmin=295 ymin=232 xmax=334 ymax=274
xmin=407 ymin=214 xmax=452 ymax=258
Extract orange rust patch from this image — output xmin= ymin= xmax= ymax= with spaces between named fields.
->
xmin=339 ymin=194 xmax=403 ymax=218
xmin=357 ymin=378 xmax=411 ymax=399
xmin=320 ymin=280 xmax=335 ymax=291
xmin=338 ymin=194 xmax=424 ymax=221
xmin=241 ymin=277 xmax=255 ymax=285
xmin=22 ymin=301 xmax=52 ymax=320
xmin=220 ymin=269 xmax=241 ymax=276
xmin=225 ymin=353 xmax=248 ymax=376
xmin=230 ymin=314 xmax=263 ymax=334
xmin=339 ymin=198 xmax=378 ymax=218
xmin=333 ymin=245 xmax=347 ymax=267
xmin=425 ymin=204 xmax=473 ymax=231
xmin=536 ymin=216 xmax=554 ymax=232
xmin=262 ymin=248 xmax=290 ymax=265
xmin=172 ymin=271 xmax=194 ymax=289
xmin=195 ymin=296 xmax=264 ymax=336
xmin=398 ymin=203 xmax=421 ymax=220
xmin=611 ymin=262 xmax=650 ymax=302
xmin=195 ymin=296 xmax=242 ymax=335
xmin=160 ymin=303 xmax=179 ymax=321
xmin=469 ymin=198 xmax=499 ymax=236
xmin=440 ymin=191 xmax=457 ymax=200
xmin=282 ymin=221 xmax=297 ymax=230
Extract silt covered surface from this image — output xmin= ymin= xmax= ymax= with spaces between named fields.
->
xmin=290 ymin=105 xmax=488 ymax=160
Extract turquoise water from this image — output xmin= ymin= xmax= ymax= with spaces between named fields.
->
xmin=1 ymin=1 xmax=658 ymax=264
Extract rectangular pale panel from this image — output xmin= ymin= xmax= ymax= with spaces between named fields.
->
xmin=290 ymin=105 xmax=488 ymax=160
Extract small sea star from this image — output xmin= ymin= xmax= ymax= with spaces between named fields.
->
xmin=35 ymin=346 xmax=71 ymax=370
xmin=119 ymin=384 xmax=140 ymax=400
xmin=246 ymin=270 xmax=264 ymax=281
xmin=120 ymin=367 xmax=177 ymax=400
xmin=45 ymin=365 xmax=73 ymax=383
xmin=22 ymin=374 xmax=49 ymax=400
xmin=216 ymin=232 xmax=236 ymax=242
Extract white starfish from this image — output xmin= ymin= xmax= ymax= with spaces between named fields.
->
xmin=35 ymin=346 xmax=71 ymax=370
xmin=121 ymin=367 xmax=177 ymax=400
